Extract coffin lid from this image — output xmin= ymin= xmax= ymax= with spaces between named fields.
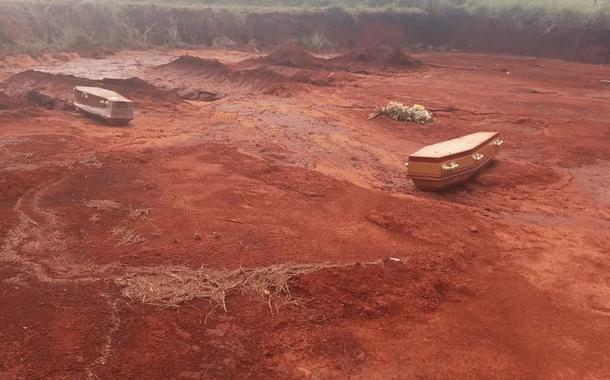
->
xmin=410 ymin=132 xmax=498 ymax=161
xmin=75 ymin=86 xmax=132 ymax=103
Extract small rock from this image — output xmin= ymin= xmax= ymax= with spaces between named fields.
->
xmin=211 ymin=232 xmax=221 ymax=239
xmin=468 ymin=225 xmax=480 ymax=233
xmin=194 ymin=233 xmax=201 ymax=241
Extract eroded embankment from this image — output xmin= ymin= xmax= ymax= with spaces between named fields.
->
xmin=0 ymin=2 xmax=608 ymax=63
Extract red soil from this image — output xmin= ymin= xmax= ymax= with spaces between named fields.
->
xmin=332 ymin=45 xmax=422 ymax=70
xmin=152 ymin=45 xmax=420 ymax=97
xmin=154 ymin=52 xmax=339 ymax=96
xmin=2 ymin=70 xmax=180 ymax=109
xmin=156 ymin=55 xmax=288 ymax=93
xmin=159 ymin=55 xmax=231 ymax=74
xmin=248 ymin=44 xmax=420 ymax=72
xmin=0 ymin=90 xmax=23 ymax=109
xmin=248 ymin=43 xmax=331 ymax=69
xmin=1 ymin=48 xmax=609 ymax=379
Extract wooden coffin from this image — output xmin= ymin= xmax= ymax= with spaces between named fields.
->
xmin=407 ymin=131 xmax=503 ymax=191
xmin=74 ymin=86 xmax=134 ymax=125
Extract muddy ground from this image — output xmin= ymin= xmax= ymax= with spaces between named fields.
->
xmin=0 ymin=46 xmax=609 ymax=379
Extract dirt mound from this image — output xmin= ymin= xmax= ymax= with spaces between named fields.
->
xmin=291 ymin=70 xmax=333 ymax=86
xmin=176 ymin=89 xmax=223 ymax=101
xmin=333 ymin=46 xmax=421 ymax=70
xmin=99 ymin=77 xmax=180 ymax=102
xmin=159 ymin=55 xmax=230 ymax=74
xmin=1 ymin=70 xmax=83 ymax=110
xmin=232 ymin=67 xmax=289 ymax=88
xmin=155 ymin=55 xmax=296 ymax=95
xmin=0 ymin=91 xmax=24 ymax=110
xmin=250 ymin=44 xmax=330 ymax=69
xmin=25 ymin=90 xmax=73 ymax=110
xmin=1 ymin=70 xmax=180 ymax=109
xmin=242 ymin=44 xmax=420 ymax=75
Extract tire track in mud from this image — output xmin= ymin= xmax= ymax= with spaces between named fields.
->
xmin=0 ymin=177 xmax=69 ymax=283
xmin=0 ymin=173 xmax=132 ymax=378
xmin=85 ymin=296 xmax=120 ymax=380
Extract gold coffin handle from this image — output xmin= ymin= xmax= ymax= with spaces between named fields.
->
xmin=492 ymin=139 xmax=504 ymax=147
xmin=472 ymin=153 xmax=484 ymax=161
xmin=441 ymin=161 xmax=460 ymax=173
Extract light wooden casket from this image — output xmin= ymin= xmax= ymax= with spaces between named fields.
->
xmin=74 ymin=86 xmax=134 ymax=125
xmin=407 ymin=131 xmax=503 ymax=191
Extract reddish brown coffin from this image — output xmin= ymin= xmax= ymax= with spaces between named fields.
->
xmin=407 ymin=131 xmax=503 ymax=191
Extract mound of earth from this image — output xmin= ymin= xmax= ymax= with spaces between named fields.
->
xmin=1 ymin=71 xmax=83 ymax=110
xmin=244 ymin=44 xmax=420 ymax=74
xmin=333 ymin=45 xmax=421 ymax=70
xmin=159 ymin=55 xmax=230 ymax=74
xmin=99 ymin=77 xmax=181 ymax=102
xmin=153 ymin=51 xmax=353 ymax=97
xmin=0 ymin=90 xmax=24 ymax=109
xmin=291 ymin=70 xmax=333 ymax=86
xmin=156 ymin=55 xmax=295 ymax=94
xmin=232 ymin=67 xmax=289 ymax=88
xmin=249 ymin=43 xmax=330 ymax=69
xmin=1 ymin=70 xmax=180 ymax=109
xmin=177 ymin=89 xmax=223 ymax=102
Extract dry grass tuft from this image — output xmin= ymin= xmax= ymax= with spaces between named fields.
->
xmin=79 ymin=154 xmax=103 ymax=168
xmin=112 ymin=225 xmax=145 ymax=246
xmin=116 ymin=262 xmax=369 ymax=310
xmin=130 ymin=208 xmax=152 ymax=218
xmin=0 ymin=137 xmax=27 ymax=148
xmin=85 ymin=200 xmax=122 ymax=211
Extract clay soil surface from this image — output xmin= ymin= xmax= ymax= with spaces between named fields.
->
xmin=1 ymin=47 xmax=609 ymax=379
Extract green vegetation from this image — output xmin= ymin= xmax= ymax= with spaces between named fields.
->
xmin=0 ymin=0 xmax=608 ymax=55
xmin=4 ymin=0 xmax=610 ymax=17
xmin=107 ymin=0 xmax=610 ymax=17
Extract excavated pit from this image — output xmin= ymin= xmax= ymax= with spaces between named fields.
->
xmin=1 ymin=70 xmax=182 ymax=110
